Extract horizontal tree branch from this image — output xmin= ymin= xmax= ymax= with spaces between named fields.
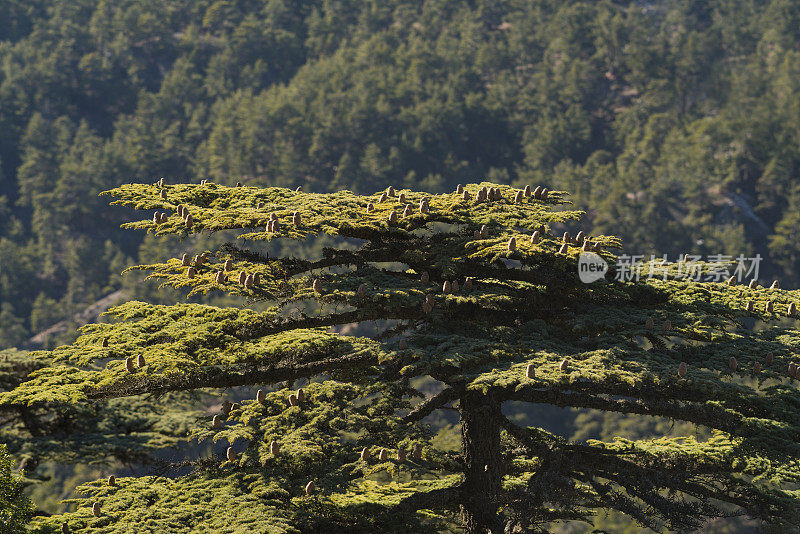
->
xmin=390 ymin=485 xmax=463 ymax=513
xmin=402 ymin=385 xmax=463 ymax=423
xmin=497 ymin=383 xmax=799 ymax=440
xmin=87 ymin=350 xmax=379 ymax=399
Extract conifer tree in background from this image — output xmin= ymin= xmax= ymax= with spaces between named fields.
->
xmin=3 ymin=181 xmax=800 ymax=533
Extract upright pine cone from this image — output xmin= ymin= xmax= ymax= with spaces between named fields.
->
xmin=526 ymin=364 xmax=535 ymax=379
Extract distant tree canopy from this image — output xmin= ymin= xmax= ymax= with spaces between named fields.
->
xmin=3 ymin=182 xmax=800 ymax=532
xmin=4 ymin=0 xmax=800 ymax=349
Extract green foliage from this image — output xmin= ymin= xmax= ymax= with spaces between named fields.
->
xmin=4 ymin=183 xmax=800 ymax=532
xmin=6 ymin=0 xmax=800 ymax=351
xmin=4 ymin=2 xmax=800 ymax=532
xmin=0 ymin=444 xmax=34 ymax=534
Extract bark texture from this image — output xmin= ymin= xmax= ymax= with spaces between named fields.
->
xmin=461 ymin=391 xmax=503 ymax=534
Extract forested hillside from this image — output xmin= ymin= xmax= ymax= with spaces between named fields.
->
xmin=4 ymin=2 xmax=800 ymax=532
xmin=3 ymin=0 xmax=800 ymax=349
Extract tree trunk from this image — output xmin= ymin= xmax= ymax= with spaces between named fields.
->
xmin=461 ymin=391 xmax=503 ymax=534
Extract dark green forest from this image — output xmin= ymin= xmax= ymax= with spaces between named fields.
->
xmin=5 ymin=0 xmax=800 ymax=349
xmin=2 ymin=0 xmax=800 ymax=531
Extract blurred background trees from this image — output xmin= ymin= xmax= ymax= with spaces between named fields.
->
xmin=3 ymin=1 xmax=800 ymax=531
